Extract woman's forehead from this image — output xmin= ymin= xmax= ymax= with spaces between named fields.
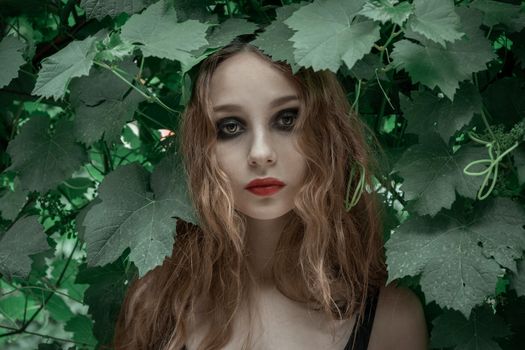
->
xmin=208 ymin=52 xmax=299 ymax=105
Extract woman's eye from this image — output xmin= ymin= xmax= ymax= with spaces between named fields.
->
xmin=217 ymin=120 xmax=244 ymax=139
xmin=276 ymin=109 xmax=299 ymax=130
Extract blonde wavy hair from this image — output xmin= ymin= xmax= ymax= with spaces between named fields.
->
xmin=113 ymin=39 xmax=387 ymax=350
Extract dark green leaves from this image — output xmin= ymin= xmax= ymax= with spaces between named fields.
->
xmin=83 ymin=154 xmax=197 ymax=276
xmin=6 ymin=116 xmax=88 ymax=192
xmin=32 ymin=36 xmax=97 ymax=100
xmin=0 ymin=216 xmax=49 ymax=279
xmin=359 ymin=0 xmax=413 ymax=26
xmin=393 ymin=133 xmax=485 ymax=216
xmin=386 ymin=198 xmax=525 ymax=317
xmin=391 ymin=7 xmax=496 ymax=99
xmin=120 ymin=0 xmax=209 ymax=66
xmin=284 ymin=0 xmax=380 ymax=72
xmin=80 ymin=0 xmax=155 ymax=20
xmin=0 ymin=36 xmax=26 ymax=89
xmin=431 ymin=306 xmax=511 ymax=350
xmin=401 ymin=83 xmax=482 ymax=143
xmin=69 ymin=60 xmax=145 ymax=145
xmin=406 ymin=0 xmax=464 ymax=46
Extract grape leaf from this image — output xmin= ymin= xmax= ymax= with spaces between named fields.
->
xmin=470 ymin=0 xmax=525 ymax=32
xmin=0 ymin=177 xmax=28 ymax=221
xmin=401 ymin=83 xmax=482 ymax=143
xmin=0 ymin=36 xmax=26 ymax=89
xmin=32 ymin=36 xmax=97 ymax=100
xmin=359 ymin=0 xmax=413 ymax=26
xmin=391 ymin=7 xmax=496 ymax=100
xmin=184 ymin=17 xmax=260 ymax=72
xmin=393 ymin=132 xmax=486 ymax=216
xmin=80 ymin=0 xmax=156 ymax=20
xmin=83 ymin=153 xmax=197 ymax=276
xmin=6 ymin=115 xmax=88 ymax=192
xmin=76 ymin=259 xmax=133 ymax=348
xmin=406 ymin=0 xmax=464 ymax=47
xmin=94 ymin=33 xmax=135 ymax=62
xmin=69 ymin=60 xmax=145 ymax=145
xmin=386 ymin=198 xmax=525 ymax=317
xmin=512 ymin=258 xmax=525 ymax=297
xmin=252 ymin=3 xmax=304 ymax=74
xmin=203 ymin=18 xmax=259 ymax=51
xmin=0 ymin=216 xmax=49 ymax=279
xmin=120 ymin=0 xmax=209 ymax=67
xmin=173 ymin=0 xmax=212 ymax=22
xmin=64 ymin=315 xmax=97 ymax=348
xmin=50 ymin=258 xmax=89 ymax=302
xmin=431 ymin=306 xmax=511 ymax=350
xmin=284 ymin=0 xmax=380 ymax=72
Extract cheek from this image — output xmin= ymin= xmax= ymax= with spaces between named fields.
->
xmin=214 ymin=145 xmax=240 ymax=178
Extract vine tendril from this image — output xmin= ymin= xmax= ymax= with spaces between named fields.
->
xmin=345 ymin=161 xmax=366 ymax=211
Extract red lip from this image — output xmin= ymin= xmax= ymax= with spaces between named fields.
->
xmin=245 ymin=177 xmax=285 ymax=189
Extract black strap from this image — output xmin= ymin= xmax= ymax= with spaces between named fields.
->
xmin=344 ymin=289 xmax=380 ymax=350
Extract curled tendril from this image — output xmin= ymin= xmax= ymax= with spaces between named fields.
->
xmin=345 ymin=161 xmax=366 ymax=211
xmin=463 ymin=130 xmax=519 ymax=200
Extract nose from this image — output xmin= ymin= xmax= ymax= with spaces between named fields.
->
xmin=247 ymin=130 xmax=276 ymax=167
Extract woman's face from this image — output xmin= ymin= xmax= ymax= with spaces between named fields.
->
xmin=209 ymin=51 xmax=307 ymax=220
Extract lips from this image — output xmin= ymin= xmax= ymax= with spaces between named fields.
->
xmin=245 ymin=177 xmax=285 ymax=196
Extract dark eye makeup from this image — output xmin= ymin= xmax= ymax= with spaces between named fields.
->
xmin=215 ymin=108 xmax=300 ymax=140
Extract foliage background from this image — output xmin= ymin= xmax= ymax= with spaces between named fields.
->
xmin=0 ymin=0 xmax=524 ymax=349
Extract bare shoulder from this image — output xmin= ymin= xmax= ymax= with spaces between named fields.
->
xmin=368 ymin=283 xmax=428 ymax=350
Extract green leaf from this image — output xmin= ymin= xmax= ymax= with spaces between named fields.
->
xmin=406 ymin=0 xmax=464 ymax=47
xmin=80 ymin=0 xmax=155 ymax=20
xmin=6 ymin=116 xmax=88 ymax=192
xmin=284 ymin=0 xmax=380 ymax=72
xmin=0 ymin=36 xmax=26 ymax=89
xmin=50 ymin=258 xmax=89 ymax=302
xmin=401 ymin=83 xmax=482 ymax=143
xmin=393 ymin=132 xmax=486 ymax=216
xmin=94 ymin=33 xmax=135 ymax=62
xmin=64 ymin=314 xmax=97 ymax=349
xmin=204 ymin=18 xmax=259 ymax=51
xmin=359 ymin=0 xmax=413 ymax=26
xmin=391 ymin=7 xmax=496 ymax=100
xmin=120 ymin=0 xmax=209 ymax=67
xmin=252 ymin=3 xmax=304 ymax=74
xmin=84 ymin=153 xmax=197 ymax=276
xmin=32 ymin=36 xmax=97 ymax=100
xmin=470 ymin=0 xmax=525 ymax=32
xmin=512 ymin=258 xmax=525 ymax=297
xmin=69 ymin=60 xmax=145 ymax=145
xmin=76 ymin=259 xmax=133 ymax=348
xmin=0 ymin=177 xmax=28 ymax=221
xmin=431 ymin=305 xmax=511 ymax=350
xmin=0 ymin=216 xmax=49 ymax=279
xmin=386 ymin=198 xmax=524 ymax=317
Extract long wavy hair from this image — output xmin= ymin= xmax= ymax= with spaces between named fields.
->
xmin=113 ymin=39 xmax=388 ymax=350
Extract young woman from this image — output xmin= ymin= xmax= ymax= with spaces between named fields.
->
xmin=113 ymin=39 xmax=428 ymax=350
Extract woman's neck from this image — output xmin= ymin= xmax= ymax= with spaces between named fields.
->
xmin=244 ymin=211 xmax=292 ymax=284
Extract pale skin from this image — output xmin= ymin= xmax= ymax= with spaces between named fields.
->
xmin=185 ymin=52 xmax=428 ymax=349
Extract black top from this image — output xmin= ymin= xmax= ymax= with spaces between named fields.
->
xmin=344 ymin=289 xmax=380 ymax=350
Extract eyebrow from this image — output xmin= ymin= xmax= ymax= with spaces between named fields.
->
xmin=212 ymin=95 xmax=299 ymax=113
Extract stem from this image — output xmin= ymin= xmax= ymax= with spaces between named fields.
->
xmin=0 ymin=323 xmax=95 ymax=347
xmin=0 ymin=239 xmax=79 ymax=339
xmin=375 ymin=68 xmax=394 ymax=110
xmin=352 ymin=79 xmax=362 ymax=113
